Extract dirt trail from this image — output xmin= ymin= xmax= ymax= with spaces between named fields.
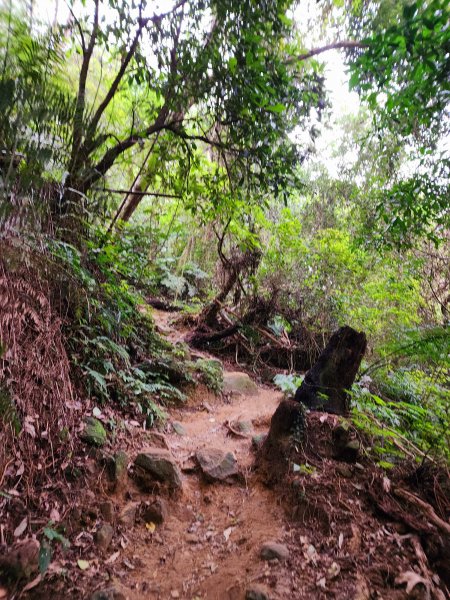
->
xmin=120 ymin=310 xmax=290 ymax=599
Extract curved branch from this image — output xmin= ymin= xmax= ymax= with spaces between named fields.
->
xmin=287 ymin=40 xmax=368 ymax=64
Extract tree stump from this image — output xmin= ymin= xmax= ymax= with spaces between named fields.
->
xmin=295 ymin=325 xmax=367 ymax=415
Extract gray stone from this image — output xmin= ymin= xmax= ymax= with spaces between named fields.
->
xmin=142 ymin=498 xmax=168 ymax=524
xmin=196 ymin=448 xmax=239 ymax=482
xmin=95 ymin=523 xmax=114 ymax=550
xmin=145 ymin=431 xmax=170 ymax=450
xmin=260 ymin=541 xmax=290 ymax=561
xmin=118 ymin=502 xmax=140 ymax=527
xmin=246 ymin=585 xmax=271 ymax=600
xmin=0 ymin=538 xmax=39 ymax=580
xmin=172 ymin=421 xmax=187 ymax=436
xmin=232 ymin=420 xmax=252 ymax=434
xmin=336 ymin=465 xmax=353 ymax=478
xmin=135 ymin=449 xmax=182 ymax=490
xmin=90 ymin=587 xmax=126 ymax=600
xmin=252 ymin=433 xmax=267 ymax=451
xmin=99 ymin=501 xmax=115 ymax=524
xmin=113 ymin=451 xmax=129 ymax=488
xmin=223 ymin=372 xmax=259 ymax=396
xmin=80 ymin=417 xmax=107 ymax=446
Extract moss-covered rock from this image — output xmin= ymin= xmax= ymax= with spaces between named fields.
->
xmin=80 ymin=417 xmax=107 ymax=446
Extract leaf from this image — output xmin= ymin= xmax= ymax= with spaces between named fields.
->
xmin=105 ymin=551 xmax=120 ymax=564
xmin=145 ymin=522 xmax=156 ymax=533
xmin=267 ymin=103 xmax=285 ymax=114
xmin=43 ymin=526 xmax=70 ymax=548
xmin=38 ymin=541 xmax=52 ymax=574
xmin=223 ymin=527 xmax=233 ymax=541
xmin=77 ymin=559 xmax=90 ymax=570
xmin=14 ymin=516 xmax=28 ymax=537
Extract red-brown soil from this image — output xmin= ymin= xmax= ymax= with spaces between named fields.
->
xmin=1 ymin=310 xmax=448 ymax=600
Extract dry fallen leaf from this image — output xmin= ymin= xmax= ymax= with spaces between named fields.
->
xmin=223 ymin=527 xmax=233 ymax=541
xmin=77 ymin=559 xmax=90 ymax=571
xmin=145 ymin=522 xmax=156 ymax=533
xmin=13 ymin=516 xmax=28 ymax=538
xmin=327 ymin=562 xmax=341 ymax=579
xmin=338 ymin=532 xmax=344 ymax=549
xmin=105 ymin=551 xmax=120 ymax=564
xmin=382 ymin=476 xmax=391 ymax=493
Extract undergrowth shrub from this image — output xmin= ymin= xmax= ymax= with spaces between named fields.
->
xmin=351 ymin=326 xmax=450 ymax=467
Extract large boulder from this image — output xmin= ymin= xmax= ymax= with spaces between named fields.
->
xmin=134 ymin=449 xmax=182 ymax=490
xmin=223 ymin=372 xmax=259 ymax=396
xmin=196 ymin=448 xmax=240 ymax=482
xmin=295 ymin=326 xmax=366 ymax=415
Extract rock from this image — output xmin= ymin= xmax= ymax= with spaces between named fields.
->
xmin=246 ymin=585 xmax=271 ymax=600
xmin=113 ymin=451 xmax=129 ymax=488
xmin=142 ymin=498 xmax=168 ymax=524
xmin=145 ymin=431 xmax=170 ymax=450
xmin=0 ymin=538 xmax=39 ymax=581
xmin=333 ymin=425 xmax=360 ymax=462
xmin=99 ymin=501 xmax=115 ymax=524
xmin=232 ymin=420 xmax=252 ymax=434
xmin=195 ymin=448 xmax=239 ymax=482
xmin=260 ymin=541 xmax=290 ymax=562
xmin=118 ymin=502 xmax=140 ymax=527
xmin=134 ymin=449 xmax=182 ymax=490
xmin=172 ymin=421 xmax=187 ymax=436
xmin=252 ymin=433 xmax=267 ymax=451
xmin=336 ymin=464 xmax=353 ymax=478
xmin=90 ymin=587 xmax=126 ymax=600
xmin=81 ymin=417 xmax=107 ymax=446
xmin=295 ymin=326 xmax=367 ymax=415
xmin=223 ymin=372 xmax=259 ymax=396
xmin=95 ymin=523 xmax=114 ymax=550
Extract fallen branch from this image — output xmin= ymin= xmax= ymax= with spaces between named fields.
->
xmin=393 ymin=487 xmax=450 ymax=536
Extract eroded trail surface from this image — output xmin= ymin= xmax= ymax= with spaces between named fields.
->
xmin=121 ymin=310 xmax=290 ymax=599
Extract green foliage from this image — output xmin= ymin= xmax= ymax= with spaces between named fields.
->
xmin=348 ymin=0 xmax=450 ymax=246
xmin=189 ymin=359 xmax=224 ymax=394
xmin=0 ymin=7 xmax=74 ymax=188
xmin=48 ymin=237 xmax=190 ymax=422
xmin=273 ymin=373 xmax=304 ymax=396
xmin=351 ymin=333 xmax=450 ymax=466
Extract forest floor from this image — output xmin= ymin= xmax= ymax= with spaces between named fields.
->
xmin=2 ymin=309 xmax=449 ymax=600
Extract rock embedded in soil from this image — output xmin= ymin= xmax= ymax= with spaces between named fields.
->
xmin=142 ymin=498 xmax=168 ymax=524
xmin=195 ymin=447 xmax=240 ymax=482
xmin=118 ymin=502 xmax=140 ymax=527
xmin=90 ymin=587 xmax=126 ymax=600
xmin=112 ymin=450 xmax=129 ymax=488
xmin=223 ymin=372 xmax=259 ymax=396
xmin=99 ymin=501 xmax=115 ymax=524
xmin=252 ymin=433 xmax=267 ymax=451
xmin=260 ymin=541 xmax=290 ymax=562
xmin=171 ymin=421 xmax=187 ymax=436
xmin=0 ymin=538 xmax=39 ymax=581
xmin=81 ymin=417 xmax=107 ymax=446
xmin=95 ymin=523 xmax=114 ymax=550
xmin=246 ymin=585 xmax=271 ymax=600
xmin=145 ymin=431 xmax=170 ymax=450
xmin=134 ymin=449 xmax=182 ymax=490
